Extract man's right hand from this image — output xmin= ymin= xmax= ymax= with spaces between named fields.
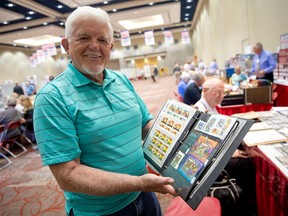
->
xmin=139 ymin=174 xmax=178 ymax=196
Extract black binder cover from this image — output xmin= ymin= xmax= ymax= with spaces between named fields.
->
xmin=143 ymin=99 xmax=253 ymax=209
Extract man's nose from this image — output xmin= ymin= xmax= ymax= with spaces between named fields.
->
xmin=90 ymin=38 xmax=101 ymax=49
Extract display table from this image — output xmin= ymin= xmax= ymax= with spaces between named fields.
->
xmin=249 ymin=145 xmax=288 ymax=216
xmin=240 ymin=109 xmax=288 ymax=216
xmin=216 ymin=103 xmax=273 ymax=115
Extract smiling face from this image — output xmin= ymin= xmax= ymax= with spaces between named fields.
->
xmin=62 ymin=18 xmax=113 ymax=78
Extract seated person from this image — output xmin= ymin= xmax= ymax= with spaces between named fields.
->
xmin=177 ymin=72 xmax=190 ymax=99
xmin=195 ymin=78 xmax=256 ymax=216
xmin=183 ymin=73 xmax=205 ymax=105
xmin=0 ymin=98 xmax=25 ymax=139
xmin=231 ymin=66 xmax=247 ymax=86
xmin=19 ymin=95 xmax=35 ymax=143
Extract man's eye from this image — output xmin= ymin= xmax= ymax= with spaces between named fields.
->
xmin=99 ymin=39 xmax=109 ymax=45
xmin=78 ymin=37 xmax=88 ymax=41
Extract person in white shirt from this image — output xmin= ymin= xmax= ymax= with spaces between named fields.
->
xmin=195 ymin=78 xmax=256 ymax=216
xmin=194 ymin=78 xmax=225 ymax=113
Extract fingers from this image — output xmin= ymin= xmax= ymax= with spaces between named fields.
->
xmin=141 ymin=174 xmax=177 ymax=196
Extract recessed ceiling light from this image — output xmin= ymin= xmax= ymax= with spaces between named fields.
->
xmin=3 ymin=21 xmax=8 ymax=25
xmin=187 ymin=0 xmax=192 ymax=2
xmin=26 ymin=17 xmax=32 ymax=20
xmin=13 ymin=44 xmax=16 ymax=46
xmin=24 ymin=45 xmax=28 ymax=48
xmin=28 ymin=11 xmax=35 ymax=15
xmin=57 ymin=5 xmax=63 ymax=9
xmin=7 ymin=3 xmax=14 ymax=7
xmin=139 ymin=31 xmax=142 ymax=34
xmin=112 ymin=9 xmax=117 ymax=12
xmin=186 ymin=6 xmax=191 ymax=9
xmin=119 ymin=15 xmax=164 ymax=30
xmin=103 ymin=1 xmax=108 ymax=4
xmin=149 ymin=2 xmax=154 ymax=6
xmin=43 ymin=22 xmax=48 ymax=25
xmin=23 ymin=26 xmax=28 ymax=29
xmin=185 ymin=13 xmax=189 ymax=16
xmin=60 ymin=22 xmax=64 ymax=25
xmin=185 ymin=17 xmax=189 ymax=20
xmin=14 ymin=35 xmax=62 ymax=47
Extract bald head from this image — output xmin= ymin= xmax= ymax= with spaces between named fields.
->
xmin=202 ymin=78 xmax=225 ymax=108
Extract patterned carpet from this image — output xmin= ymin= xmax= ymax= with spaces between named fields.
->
xmin=0 ymin=75 xmax=178 ymax=216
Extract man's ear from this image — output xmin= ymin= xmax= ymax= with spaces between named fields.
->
xmin=110 ymin=43 xmax=114 ymax=51
xmin=61 ymin=38 xmax=69 ymax=54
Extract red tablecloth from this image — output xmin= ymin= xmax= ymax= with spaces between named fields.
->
xmin=251 ymin=147 xmax=288 ymax=216
xmin=216 ymin=103 xmax=273 ymax=115
xmin=275 ymin=83 xmax=288 ymax=106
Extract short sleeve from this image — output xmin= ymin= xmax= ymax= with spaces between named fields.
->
xmin=34 ymin=92 xmax=81 ymax=166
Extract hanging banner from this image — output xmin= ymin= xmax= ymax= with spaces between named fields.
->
xmin=36 ymin=50 xmax=45 ymax=62
xmin=164 ymin=30 xmax=174 ymax=44
xmin=181 ymin=31 xmax=191 ymax=44
xmin=41 ymin=44 xmax=50 ymax=58
xmin=46 ymin=43 xmax=57 ymax=56
xmin=144 ymin=30 xmax=155 ymax=46
xmin=120 ymin=30 xmax=131 ymax=47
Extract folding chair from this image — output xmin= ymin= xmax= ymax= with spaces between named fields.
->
xmin=0 ymin=124 xmax=12 ymax=170
xmin=1 ymin=120 xmax=30 ymax=158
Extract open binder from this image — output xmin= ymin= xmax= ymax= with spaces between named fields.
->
xmin=143 ymin=99 xmax=253 ymax=209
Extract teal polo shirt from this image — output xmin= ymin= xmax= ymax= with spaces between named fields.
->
xmin=34 ymin=63 xmax=153 ymax=215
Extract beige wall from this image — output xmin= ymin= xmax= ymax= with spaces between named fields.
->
xmin=0 ymin=31 xmax=193 ymax=90
xmin=192 ymin=0 xmax=288 ymax=68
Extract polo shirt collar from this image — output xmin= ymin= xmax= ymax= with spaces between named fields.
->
xmin=66 ymin=62 xmax=115 ymax=87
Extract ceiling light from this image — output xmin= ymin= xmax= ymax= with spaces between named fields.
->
xmin=13 ymin=44 xmax=16 ymax=46
xmin=149 ymin=2 xmax=154 ymax=6
xmin=60 ymin=22 xmax=64 ymax=25
xmin=23 ymin=26 xmax=28 ymax=29
xmin=187 ymin=0 xmax=192 ymax=2
xmin=3 ymin=21 xmax=8 ymax=25
xmin=26 ymin=16 xmax=32 ymax=20
xmin=7 ymin=3 xmax=14 ymax=7
xmin=14 ymin=35 xmax=62 ymax=47
xmin=186 ymin=6 xmax=191 ymax=9
xmin=119 ymin=14 xmax=164 ymax=30
xmin=185 ymin=13 xmax=189 ymax=16
xmin=28 ymin=11 xmax=35 ymax=15
xmin=103 ymin=1 xmax=108 ymax=4
xmin=43 ymin=22 xmax=48 ymax=25
xmin=138 ymin=31 xmax=142 ymax=34
xmin=113 ymin=9 xmax=117 ymax=12
xmin=185 ymin=18 xmax=189 ymax=20
xmin=57 ymin=5 xmax=63 ymax=9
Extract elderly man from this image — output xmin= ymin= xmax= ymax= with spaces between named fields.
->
xmin=250 ymin=42 xmax=276 ymax=82
xmin=195 ymin=78 xmax=256 ymax=216
xmin=33 ymin=6 xmax=176 ymax=216
xmin=183 ymin=73 xmax=205 ymax=105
